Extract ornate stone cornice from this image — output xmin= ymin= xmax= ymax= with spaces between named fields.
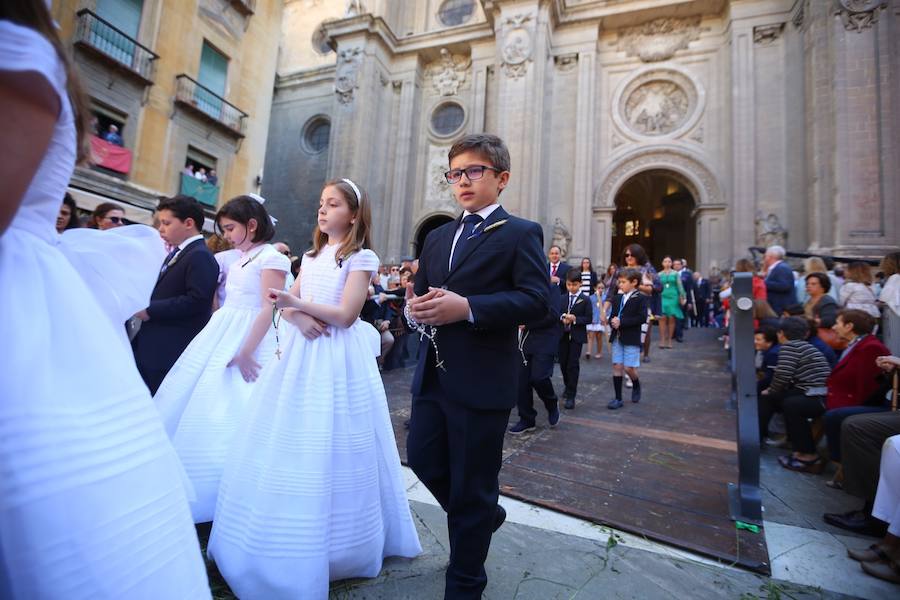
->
xmin=753 ymin=23 xmax=785 ymax=45
xmin=834 ymin=0 xmax=888 ymax=32
xmin=615 ymin=16 xmax=703 ymax=63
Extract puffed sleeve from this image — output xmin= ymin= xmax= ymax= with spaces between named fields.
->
xmin=347 ymin=249 xmax=379 ymax=273
xmin=259 ymin=246 xmax=291 ymax=272
xmin=0 ymin=21 xmax=67 ymax=103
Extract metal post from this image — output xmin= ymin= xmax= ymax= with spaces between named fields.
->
xmin=728 ymin=272 xmax=762 ymax=524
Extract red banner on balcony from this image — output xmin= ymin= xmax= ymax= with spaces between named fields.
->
xmin=90 ymin=135 xmax=132 ymax=174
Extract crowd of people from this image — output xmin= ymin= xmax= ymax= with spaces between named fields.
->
xmin=3 ymin=1 xmax=900 ymax=596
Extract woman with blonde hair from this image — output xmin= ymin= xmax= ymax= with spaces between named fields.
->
xmin=840 ymin=261 xmax=879 ymax=318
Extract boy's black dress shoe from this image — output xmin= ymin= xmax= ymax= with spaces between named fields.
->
xmin=508 ymin=420 xmax=535 ymax=435
xmin=632 ymin=388 xmax=641 ymax=403
xmin=547 ymin=405 xmax=560 ymax=428
xmin=493 ymin=505 xmax=506 ymax=532
xmin=607 ymin=398 xmax=624 ymax=409
xmin=564 ymin=398 xmax=574 ymax=409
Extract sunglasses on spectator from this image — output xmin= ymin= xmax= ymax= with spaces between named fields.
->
xmin=390 ymin=267 xmax=400 ymax=272
xmin=624 ymin=252 xmax=632 ymax=257
xmin=443 ymin=165 xmax=503 ymax=184
xmin=106 ymin=216 xmax=125 ymax=224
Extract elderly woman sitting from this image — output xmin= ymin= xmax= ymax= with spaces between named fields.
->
xmin=805 ymin=272 xmax=839 ymax=329
xmin=823 ymin=310 xmax=891 ymax=482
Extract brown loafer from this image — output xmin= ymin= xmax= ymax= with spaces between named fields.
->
xmin=848 ymin=543 xmax=889 ymax=563
xmin=861 ymin=559 xmax=900 ymax=583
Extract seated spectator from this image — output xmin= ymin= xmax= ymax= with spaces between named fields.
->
xmin=758 ymin=317 xmax=831 ymax=469
xmin=805 ymin=272 xmax=838 ymax=328
xmin=361 ymin=273 xmax=395 ymax=368
xmin=851 ymin=434 xmax=900 ymax=583
xmin=56 ymin=193 xmax=79 ymax=233
xmin=103 ymin=124 xmax=123 ymax=146
xmin=753 ymin=299 xmax=779 ymax=330
xmin=754 ymin=326 xmax=780 ymax=395
xmin=88 ymin=202 xmax=126 ymax=230
xmin=782 ymin=304 xmax=837 ymax=367
xmin=823 ymin=310 xmax=891 ymax=484
xmin=840 ymin=262 xmax=880 ymax=318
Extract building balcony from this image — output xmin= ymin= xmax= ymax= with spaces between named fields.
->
xmin=90 ymin=135 xmax=133 ymax=175
xmin=174 ymin=74 xmax=248 ymax=138
xmin=180 ymin=173 xmax=220 ymax=207
xmin=73 ymin=9 xmax=158 ymax=85
xmin=230 ymin=0 xmax=256 ymax=15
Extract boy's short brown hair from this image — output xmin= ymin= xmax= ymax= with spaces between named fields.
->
xmin=618 ymin=268 xmax=641 ymax=285
xmin=448 ymin=133 xmax=511 ymax=173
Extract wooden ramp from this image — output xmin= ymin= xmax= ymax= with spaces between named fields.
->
xmin=382 ymin=327 xmax=769 ymax=574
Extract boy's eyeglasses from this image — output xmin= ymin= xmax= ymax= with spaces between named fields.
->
xmin=443 ymin=165 xmax=503 ymax=184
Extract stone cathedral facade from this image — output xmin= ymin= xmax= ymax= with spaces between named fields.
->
xmin=262 ymin=0 xmax=899 ymax=271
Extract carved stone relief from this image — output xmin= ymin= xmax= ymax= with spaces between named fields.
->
xmin=500 ymin=13 xmax=535 ymax=79
xmin=792 ymin=0 xmax=809 ymax=30
xmin=753 ymin=23 xmax=785 ymax=45
xmin=615 ymin=17 xmax=703 ymax=63
xmin=551 ymin=218 xmax=572 ymax=259
xmin=344 ymin=0 xmax=366 ymax=17
xmin=334 ymin=47 xmax=363 ymax=104
xmin=554 ymin=53 xmax=578 ymax=72
xmin=834 ymin=0 xmax=887 ymax=32
xmin=756 ymin=212 xmax=788 ymax=247
xmin=624 ymin=81 xmax=690 ymax=136
xmin=425 ymin=146 xmax=458 ymax=214
xmin=426 ymin=48 xmax=471 ymax=96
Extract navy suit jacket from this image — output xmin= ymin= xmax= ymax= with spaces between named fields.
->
xmin=522 ymin=283 xmax=562 ymax=354
xmin=131 ymin=238 xmax=218 ymax=374
xmin=549 ymin=261 xmax=571 ymax=292
xmin=765 ymin=262 xmax=796 ymax=315
xmin=680 ymin=269 xmax=695 ymax=299
xmin=608 ymin=292 xmax=649 ymax=347
xmin=696 ymin=278 xmax=711 ymax=303
xmin=560 ymin=290 xmax=592 ymax=344
xmin=412 ymin=206 xmax=550 ymax=410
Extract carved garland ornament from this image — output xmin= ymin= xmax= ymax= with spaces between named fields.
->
xmin=615 ymin=17 xmax=703 ymax=63
xmin=334 ymin=47 xmax=363 ymax=104
xmin=500 ymin=13 xmax=535 ymax=79
xmin=425 ymin=145 xmax=458 ymax=214
xmin=834 ymin=0 xmax=887 ymax=32
xmin=614 ymin=69 xmax=702 ymax=139
xmin=426 ymin=48 xmax=471 ymax=96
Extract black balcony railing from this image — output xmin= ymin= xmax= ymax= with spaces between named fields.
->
xmin=174 ymin=74 xmax=248 ymax=136
xmin=73 ymin=9 xmax=158 ymax=83
xmin=230 ymin=0 xmax=257 ymax=15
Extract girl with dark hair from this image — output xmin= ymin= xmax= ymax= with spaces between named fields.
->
xmin=0 ymin=1 xmax=210 ymax=596
xmin=88 ymin=201 xmax=126 ymax=229
xmin=56 ymin=192 xmax=79 ymax=232
xmin=579 ymin=257 xmax=598 ymax=295
xmin=153 ymin=195 xmax=290 ymax=523
xmin=209 ymin=178 xmax=421 ymax=598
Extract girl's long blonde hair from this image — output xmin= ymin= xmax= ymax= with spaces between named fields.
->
xmin=307 ymin=179 xmax=372 ymax=265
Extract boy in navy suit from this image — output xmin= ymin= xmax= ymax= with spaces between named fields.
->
xmin=605 ymin=268 xmax=649 ymax=409
xmin=407 ymin=134 xmax=549 ymax=599
xmin=559 ymin=269 xmax=592 ymax=409
xmin=509 ymin=278 xmax=562 ymax=434
xmin=131 ymin=196 xmax=218 ymax=394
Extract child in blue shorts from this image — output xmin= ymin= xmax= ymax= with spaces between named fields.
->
xmin=603 ymin=268 xmax=649 ymax=409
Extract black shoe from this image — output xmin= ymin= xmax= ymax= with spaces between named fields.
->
xmin=607 ymin=398 xmax=624 ymax=410
xmin=675 ymin=337 xmax=684 ymax=343
xmin=547 ymin=405 xmax=561 ymax=428
xmin=823 ymin=510 xmax=888 ymax=537
xmin=643 ymin=356 xmax=651 ymax=363
xmin=632 ymin=388 xmax=641 ymax=403
xmin=493 ymin=505 xmax=507 ymax=533
xmin=508 ymin=420 xmax=536 ymax=435
xmin=564 ymin=398 xmax=575 ymax=410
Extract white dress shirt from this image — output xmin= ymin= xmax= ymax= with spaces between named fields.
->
xmin=449 ymin=202 xmax=501 ymax=269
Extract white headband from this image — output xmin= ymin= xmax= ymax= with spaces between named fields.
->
xmin=341 ymin=178 xmax=362 ymax=204
xmin=246 ymin=193 xmax=278 ymax=225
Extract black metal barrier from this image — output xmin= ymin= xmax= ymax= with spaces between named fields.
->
xmin=748 ymin=246 xmax=880 ymax=267
xmin=728 ymin=272 xmax=763 ymax=524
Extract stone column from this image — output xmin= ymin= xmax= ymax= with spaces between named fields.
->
xmin=570 ymin=43 xmax=598 ymax=260
xmin=729 ymin=20 xmax=757 ymax=259
xmin=591 ymin=207 xmax=614 ymax=268
xmin=384 ymin=75 xmax=420 ymax=262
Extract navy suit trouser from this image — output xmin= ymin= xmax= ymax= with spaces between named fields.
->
xmin=516 ymin=352 xmax=558 ymax=424
xmin=558 ymin=336 xmax=582 ymax=400
xmin=407 ymin=364 xmax=510 ymax=600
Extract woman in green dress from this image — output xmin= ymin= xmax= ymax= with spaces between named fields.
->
xmin=658 ymin=256 xmax=685 ymax=348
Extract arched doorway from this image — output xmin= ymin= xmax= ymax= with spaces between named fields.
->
xmin=413 ymin=214 xmax=454 ymax=258
xmin=612 ymin=170 xmax=696 ymax=268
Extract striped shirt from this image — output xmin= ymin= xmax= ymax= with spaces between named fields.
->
xmin=581 ymin=271 xmax=593 ymax=294
xmin=769 ymin=340 xmax=831 ymax=395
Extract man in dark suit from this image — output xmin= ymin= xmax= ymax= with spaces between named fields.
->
xmin=692 ymin=271 xmax=711 ymax=327
xmin=763 ymin=245 xmax=796 ymax=315
xmin=558 ymin=269 xmax=592 ymax=409
xmin=509 ymin=279 xmax=562 ymax=434
xmin=407 ymin=134 xmax=549 ymax=599
xmin=673 ymin=258 xmax=694 ymax=342
xmin=131 ymin=195 xmax=218 ymax=394
xmin=548 ymin=244 xmax=570 ymax=292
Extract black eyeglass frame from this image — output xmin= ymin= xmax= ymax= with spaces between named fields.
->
xmin=443 ymin=165 xmax=504 ymax=185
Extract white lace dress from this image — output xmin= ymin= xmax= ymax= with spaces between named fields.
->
xmin=0 ymin=21 xmax=210 ymax=599
xmin=208 ymin=244 xmax=421 ymax=599
xmin=154 ymin=244 xmax=290 ymax=522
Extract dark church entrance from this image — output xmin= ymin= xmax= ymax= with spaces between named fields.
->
xmin=413 ymin=215 xmax=454 ymax=258
xmin=611 ymin=170 xmax=696 ymax=268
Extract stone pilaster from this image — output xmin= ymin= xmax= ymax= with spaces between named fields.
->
xmin=730 ymin=21 xmax=757 ymax=258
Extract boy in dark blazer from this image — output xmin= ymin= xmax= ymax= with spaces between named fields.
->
xmin=559 ymin=269 xmax=592 ymax=409
xmin=605 ymin=268 xmax=649 ymax=409
xmin=131 ymin=195 xmax=218 ymax=394
xmin=407 ymin=134 xmax=549 ymax=599
xmin=509 ymin=279 xmax=562 ymax=434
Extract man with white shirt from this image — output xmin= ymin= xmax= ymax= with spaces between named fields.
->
xmin=132 ymin=195 xmax=218 ymax=394
xmin=548 ymin=244 xmax=570 ymax=292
